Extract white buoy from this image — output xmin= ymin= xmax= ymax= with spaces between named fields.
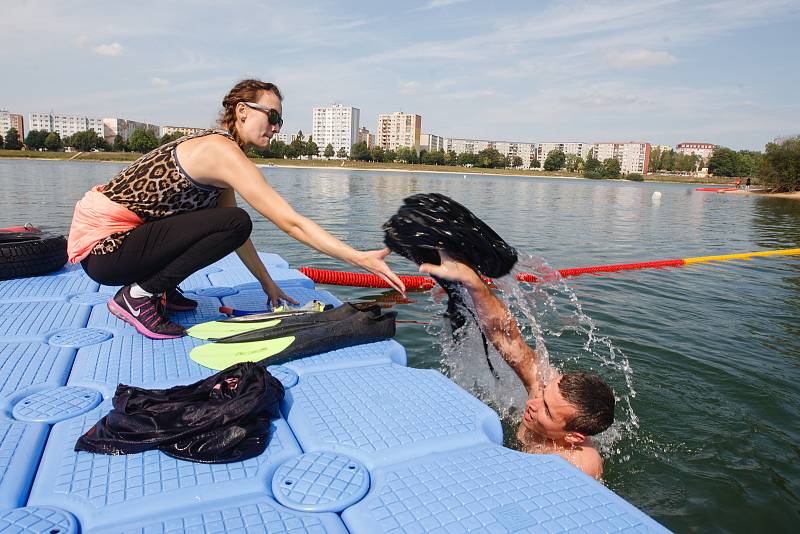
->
xmin=652 ymin=191 xmax=662 ymax=201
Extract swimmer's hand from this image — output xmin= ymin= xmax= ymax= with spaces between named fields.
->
xmin=419 ymin=251 xmax=483 ymax=289
xmin=263 ymin=280 xmax=299 ymax=308
xmin=355 ymin=248 xmax=406 ymax=295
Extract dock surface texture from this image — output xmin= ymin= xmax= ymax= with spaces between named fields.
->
xmin=0 ymin=252 xmax=668 ymax=533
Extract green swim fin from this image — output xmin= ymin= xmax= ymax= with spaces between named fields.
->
xmin=189 ymin=308 xmax=397 ymax=370
xmin=187 ymin=318 xmax=282 ymax=340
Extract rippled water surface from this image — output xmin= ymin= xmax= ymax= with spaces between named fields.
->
xmin=2 ymin=159 xmax=799 ymax=533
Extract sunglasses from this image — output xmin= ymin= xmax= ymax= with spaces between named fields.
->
xmin=243 ymin=102 xmax=283 ymax=128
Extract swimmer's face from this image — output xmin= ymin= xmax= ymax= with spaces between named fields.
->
xmin=239 ymin=90 xmax=283 ymax=148
xmin=521 ymin=376 xmax=577 ymax=440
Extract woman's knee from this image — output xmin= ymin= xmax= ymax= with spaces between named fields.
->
xmin=225 ymin=207 xmax=252 ymax=241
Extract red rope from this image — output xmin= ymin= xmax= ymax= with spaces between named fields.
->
xmin=299 ymin=258 xmax=688 ymax=290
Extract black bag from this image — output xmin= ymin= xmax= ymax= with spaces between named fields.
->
xmin=383 ymin=193 xmax=517 ymax=278
xmin=383 ymin=193 xmax=518 ymax=378
xmin=75 ymin=362 xmax=284 ymax=463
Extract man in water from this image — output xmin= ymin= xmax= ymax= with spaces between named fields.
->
xmin=420 ymin=252 xmax=615 ymax=480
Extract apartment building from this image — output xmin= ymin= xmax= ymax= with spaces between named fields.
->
xmin=536 ymin=142 xmax=592 ymax=166
xmin=593 ymin=141 xmax=651 ymax=174
xmin=104 ymin=118 xmax=160 ymax=143
xmin=495 ymin=141 xmax=537 ymax=167
xmin=445 ymin=137 xmax=491 ymax=155
xmin=376 ymin=112 xmax=421 ymax=153
xmin=0 ymin=110 xmax=24 ymax=142
xmin=440 ymin=137 xmax=538 ymax=168
xmin=420 ymin=133 xmax=445 ymax=152
xmin=160 ymin=126 xmax=205 ymax=137
xmin=312 ymin=104 xmax=360 ymax=157
xmin=29 ymin=112 xmax=104 ymax=139
xmin=357 ymin=127 xmax=374 ymax=149
xmin=676 ymin=142 xmax=715 ymax=162
xmin=273 ymin=133 xmax=298 ymax=144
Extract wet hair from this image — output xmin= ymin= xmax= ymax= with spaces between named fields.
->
xmin=559 ymin=372 xmax=615 ymax=436
xmin=219 ymin=79 xmax=283 ymax=148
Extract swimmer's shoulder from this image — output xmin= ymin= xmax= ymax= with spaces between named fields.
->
xmin=559 ymin=442 xmax=603 ymax=480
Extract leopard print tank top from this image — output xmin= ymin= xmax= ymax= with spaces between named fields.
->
xmin=92 ymin=129 xmax=233 ymax=254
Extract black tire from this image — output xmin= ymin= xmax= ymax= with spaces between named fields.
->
xmin=0 ymin=232 xmax=68 ymax=281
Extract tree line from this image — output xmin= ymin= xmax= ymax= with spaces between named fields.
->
xmin=4 ymin=128 xmax=185 ymax=153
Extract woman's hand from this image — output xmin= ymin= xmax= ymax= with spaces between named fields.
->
xmin=354 ymin=248 xmax=406 ymax=295
xmin=263 ymin=280 xmax=299 ymax=309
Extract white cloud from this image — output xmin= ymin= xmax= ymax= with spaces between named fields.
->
xmin=150 ymin=77 xmax=171 ymax=87
xmin=93 ymin=42 xmax=123 ymax=56
xmin=604 ymin=49 xmax=678 ymax=69
xmin=400 ymin=81 xmax=419 ymax=94
xmin=417 ymin=0 xmax=469 ymax=10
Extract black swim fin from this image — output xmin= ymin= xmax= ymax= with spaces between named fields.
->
xmin=188 ymin=302 xmax=380 ymax=340
xmin=190 ymin=308 xmax=397 ymax=370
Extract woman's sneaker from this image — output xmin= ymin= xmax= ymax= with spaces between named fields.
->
xmin=162 ymin=287 xmax=198 ymax=312
xmin=108 ymin=285 xmax=186 ymax=339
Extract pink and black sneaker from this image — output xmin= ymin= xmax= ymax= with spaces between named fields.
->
xmin=162 ymin=287 xmax=198 ymax=312
xmin=108 ymin=285 xmax=186 ymax=339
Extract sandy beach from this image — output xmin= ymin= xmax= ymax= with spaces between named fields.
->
xmin=722 ymin=189 xmax=800 ymax=200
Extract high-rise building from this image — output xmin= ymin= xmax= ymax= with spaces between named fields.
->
xmin=29 ymin=112 xmax=104 ymax=139
xmin=420 ymin=133 xmax=445 ymax=152
xmin=0 ymin=110 xmax=24 ymax=142
xmin=593 ymin=142 xmax=651 ymax=174
xmin=357 ymin=127 xmax=374 ymax=149
xmin=312 ymin=104 xmax=359 ymax=157
xmin=676 ymin=142 xmax=715 ymax=162
xmin=104 ymin=118 xmax=160 ymax=143
xmin=160 ymin=126 xmax=205 ymax=137
xmin=376 ymin=112 xmax=421 ymax=153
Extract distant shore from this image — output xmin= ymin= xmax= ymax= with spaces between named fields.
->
xmin=0 ymin=149 xmax=733 ymax=185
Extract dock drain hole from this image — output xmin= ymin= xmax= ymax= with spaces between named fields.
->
xmin=348 ymin=465 xmax=356 ymax=470
xmin=284 ymin=480 xmax=294 ymax=486
xmin=50 ymin=530 xmax=60 ymax=534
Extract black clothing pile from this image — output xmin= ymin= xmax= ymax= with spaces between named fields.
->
xmin=75 ymin=362 xmax=284 ymax=463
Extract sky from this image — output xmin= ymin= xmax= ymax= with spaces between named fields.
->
xmin=2 ymin=0 xmax=799 ymax=150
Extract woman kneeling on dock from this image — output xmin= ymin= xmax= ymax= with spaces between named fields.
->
xmin=67 ymin=79 xmax=405 ymax=339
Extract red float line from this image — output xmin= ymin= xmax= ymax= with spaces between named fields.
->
xmin=299 ymin=259 xmax=689 ymax=290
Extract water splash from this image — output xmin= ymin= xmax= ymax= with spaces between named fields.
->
xmin=434 ymin=253 xmax=641 ymax=460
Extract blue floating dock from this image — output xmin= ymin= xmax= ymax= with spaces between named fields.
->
xmin=0 ymin=253 xmax=669 ymax=532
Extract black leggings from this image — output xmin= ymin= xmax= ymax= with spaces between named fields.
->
xmin=82 ymin=207 xmax=252 ymax=294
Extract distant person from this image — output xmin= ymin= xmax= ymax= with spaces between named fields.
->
xmin=420 ymin=252 xmax=615 ymax=480
xmin=746 ymin=177 xmax=751 ymax=190
xmin=68 ymin=79 xmax=405 ymax=339
xmin=735 ymin=178 xmax=742 ymax=189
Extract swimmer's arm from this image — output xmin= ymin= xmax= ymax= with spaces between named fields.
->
xmin=420 ymin=254 xmax=540 ymax=393
xmin=217 ymin=189 xmax=297 ymax=305
xmin=188 ymin=137 xmax=405 ymax=294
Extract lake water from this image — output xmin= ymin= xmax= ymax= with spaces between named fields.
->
xmin=2 ymin=158 xmax=799 ymax=533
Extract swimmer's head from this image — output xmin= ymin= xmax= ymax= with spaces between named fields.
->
xmin=220 ymin=79 xmax=283 ymax=149
xmin=559 ymin=371 xmax=615 ymax=437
